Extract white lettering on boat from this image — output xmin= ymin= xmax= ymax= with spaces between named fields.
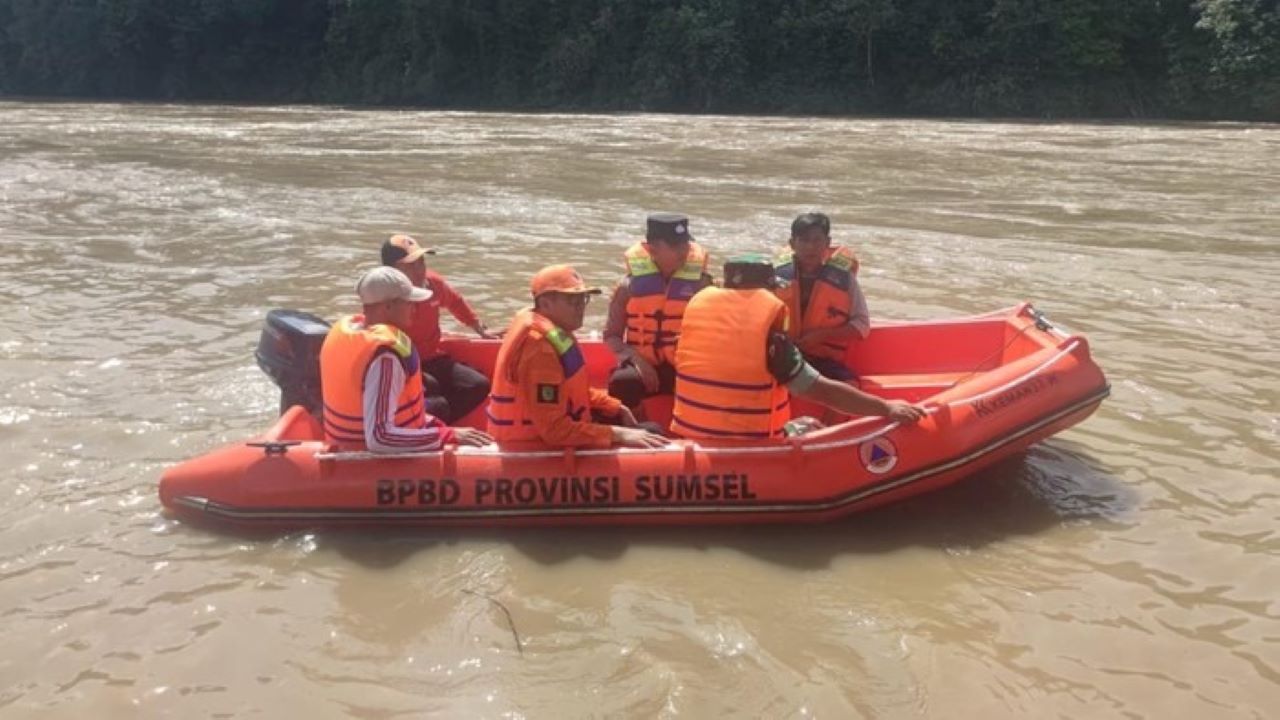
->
xmin=970 ymin=374 xmax=1060 ymax=418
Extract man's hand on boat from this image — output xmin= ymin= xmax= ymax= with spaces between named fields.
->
xmin=884 ymin=400 xmax=927 ymax=424
xmin=612 ymin=426 xmax=670 ymax=449
xmin=453 ymin=428 xmax=496 ymax=446
xmin=471 ymin=322 xmax=503 ymax=340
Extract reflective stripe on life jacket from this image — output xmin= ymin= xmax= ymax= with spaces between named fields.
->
xmin=775 ymin=245 xmax=859 ymax=360
xmin=623 ymin=241 xmax=709 ymax=365
xmin=319 ymin=315 xmax=427 ymax=449
xmin=487 ymin=309 xmax=592 ymax=443
xmin=670 ymin=287 xmax=791 ymax=440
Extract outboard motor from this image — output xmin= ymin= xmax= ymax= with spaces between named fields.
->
xmin=255 ymin=309 xmax=331 ymax=416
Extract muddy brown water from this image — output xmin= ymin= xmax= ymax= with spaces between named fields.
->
xmin=1 ymin=102 xmax=1277 ymax=718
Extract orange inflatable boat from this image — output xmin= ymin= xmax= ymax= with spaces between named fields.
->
xmin=159 ymin=303 xmax=1108 ymax=529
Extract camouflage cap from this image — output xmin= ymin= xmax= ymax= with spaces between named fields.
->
xmin=723 ymin=254 xmax=778 ymax=289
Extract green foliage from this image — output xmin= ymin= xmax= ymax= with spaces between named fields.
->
xmin=1193 ymin=0 xmax=1280 ymax=116
xmin=0 ymin=0 xmax=1275 ymax=119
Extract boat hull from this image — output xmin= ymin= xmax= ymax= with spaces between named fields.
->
xmin=159 ymin=304 xmax=1108 ymax=530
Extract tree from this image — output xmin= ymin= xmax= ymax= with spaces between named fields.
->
xmin=1194 ymin=0 xmax=1280 ymax=116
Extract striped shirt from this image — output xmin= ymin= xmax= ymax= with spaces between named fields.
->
xmin=362 ymin=352 xmax=455 ymax=453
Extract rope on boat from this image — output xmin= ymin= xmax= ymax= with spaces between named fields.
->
xmin=314 ymin=312 xmax=1086 ymax=463
xmin=175 ymin=386 xmax=1113 ymax=522
xmin=946 ymin=341 xmax=1079 ymax=408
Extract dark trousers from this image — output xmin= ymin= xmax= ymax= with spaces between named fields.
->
xmin=804 ymin=354 xmax=857 ymax=382
xmin=608 ymin=360 xmax=678 ymax=409
xmin=591 ymin=409 xmax=666 ymax=437
xmin=422 ymin=354 xmax=491 ymax=424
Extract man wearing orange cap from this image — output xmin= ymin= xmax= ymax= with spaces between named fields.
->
xmin=382 ymin=234 xmax=497 ymax=424
xmin=488 ymin=265 xmax=668 ymax=449
xmin=319 ymin=266 xmax=493 ymax=453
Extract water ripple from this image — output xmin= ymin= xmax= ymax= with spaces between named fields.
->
xmin=1 ymin=101 xmax=1277 ymax=717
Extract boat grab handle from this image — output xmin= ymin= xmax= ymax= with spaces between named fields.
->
xmin=945 ymin=340 xmax=1079 ymax=408
xmin=247 ymin=440 xmax=301 ymax=456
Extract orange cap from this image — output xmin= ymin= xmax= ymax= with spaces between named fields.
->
xmin=530 ymin=264 xmax=602 ymax=298
xmin=381 ymin=234 xmax=436 ymax=265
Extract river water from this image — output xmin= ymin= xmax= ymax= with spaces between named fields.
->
xmin=1 ymin=102 xmax=1277 ymax=718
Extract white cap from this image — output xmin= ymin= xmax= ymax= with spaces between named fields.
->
xmin=355 ymin=267 xmax=433 ymax=305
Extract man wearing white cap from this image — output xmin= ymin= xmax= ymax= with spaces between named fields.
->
xmin=318 ymin=266 xmax=493 ymax=453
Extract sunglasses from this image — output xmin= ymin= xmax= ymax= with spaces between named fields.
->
xmin=555 ymin=293 xmax=592 ymax=308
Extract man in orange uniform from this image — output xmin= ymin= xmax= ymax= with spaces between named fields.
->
xmin=774 ymin=212 xmax=870 ymax=381
xmin=382 ymin=234 xmax=497 ymax=423
xmin=319 ymin=266 xmax=492 ymax=452
xmin=604 ymin=213 xmax=714 ymax=415
xmin=671 ymin=255 xmax=924 ymax=441
xmin=489 ymin=265 xmax=668 ymax=449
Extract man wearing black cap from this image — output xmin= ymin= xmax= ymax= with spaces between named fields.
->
xmin=670 ymin=255 xmax=925 ymax=440
xmin=381 ymin=234 xmax=497 ymax=424
xmin=604 ymin=213 xmax=715 ymax=418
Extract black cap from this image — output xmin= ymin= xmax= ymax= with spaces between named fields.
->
xmin=646 ymin=213 xmax=693 ymax=244
xmin=723 ymin=254 xmax=778 ymax=290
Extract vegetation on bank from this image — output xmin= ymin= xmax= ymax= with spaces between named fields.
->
xmin=1 ymin=0 xmax=1276 ymax=120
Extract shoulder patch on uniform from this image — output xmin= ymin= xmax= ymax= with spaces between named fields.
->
xmin=537 ymin=384 xmax=559 ymax=404
xmin=829 ymin=246 xmax=859 ymax=274
xmin=391 ymin=330 xmax=414 ymax=358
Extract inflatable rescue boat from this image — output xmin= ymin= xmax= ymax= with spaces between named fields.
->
xmin=159 ymin=303 xmax=1108 ymax=529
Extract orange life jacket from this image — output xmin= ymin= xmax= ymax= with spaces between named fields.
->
xmin=670 ymin=287 xmax=791 ymax=440
xmin=622 ymin=240 xmax=709 ymax=366
xmin=774 ymin=245 xmax=859 ymax=360
xmin=487 ymin=309 xmax=592 ymax=443
xmin=319 ymin=315 xmax=427 ymax=449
